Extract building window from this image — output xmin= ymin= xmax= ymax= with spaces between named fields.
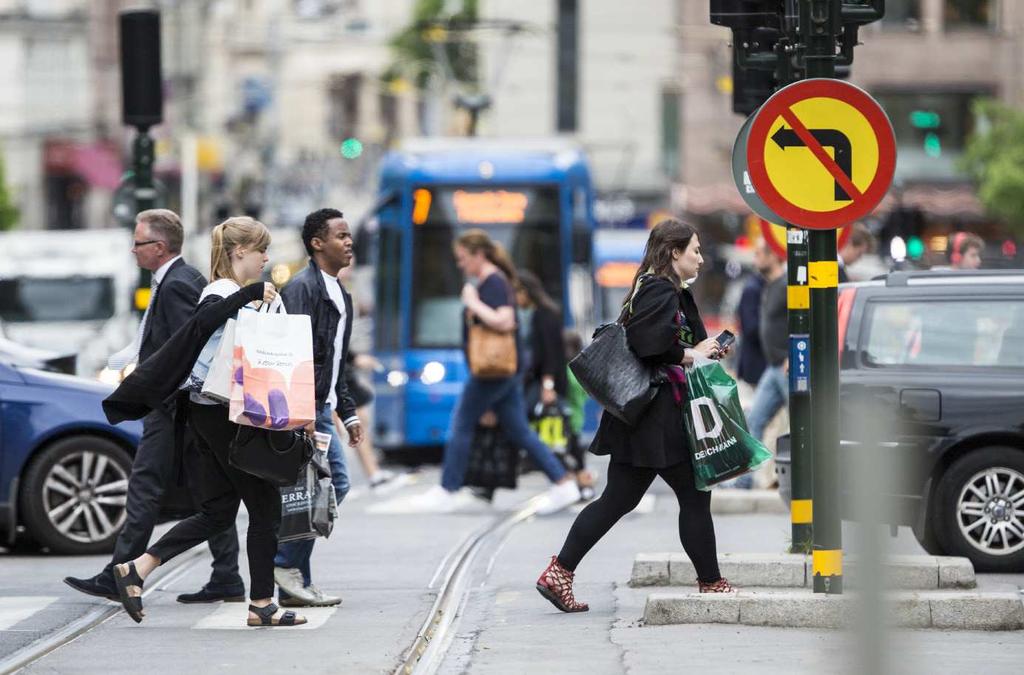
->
xmin=881 ymin=0 xmax=921 ymax=31
xmin=873 ymin=89 xmax=990 ymax=180
xmin=660 ymin=88 xmax=680 ymax=179
xmin=327 ymin=73 xmax=363 ymax=142
xmin=945 ymin=0 xmax=994 ymax=30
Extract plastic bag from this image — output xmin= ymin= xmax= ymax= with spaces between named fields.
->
xmin=684 ymin=357 xmax=773 ymax=491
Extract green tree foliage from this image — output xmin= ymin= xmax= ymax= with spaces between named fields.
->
xmin=0 ymin=149 xmax=18 ymax=231
xmin=961 ymin=99 xmax=1024 ymax=237
xmin=386 ymin=0 xmax=479 ymax=91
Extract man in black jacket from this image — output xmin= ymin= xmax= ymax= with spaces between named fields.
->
xmin=65 ymin=209 xmax=244 ymax=604
xmin=273 ymin=208 xmax=362 ymax=607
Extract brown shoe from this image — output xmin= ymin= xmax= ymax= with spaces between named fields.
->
xmin=536 ymin=556 xmax=589 ymax=613
xmin=698 ymin=577 xmax=736 ymax=593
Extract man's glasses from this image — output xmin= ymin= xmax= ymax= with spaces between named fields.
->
xmin=132 ymin=239 xmax=164 ymax=249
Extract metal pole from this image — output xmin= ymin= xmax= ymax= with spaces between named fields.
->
xmin=801 ymin=0 xmax=842 ymax=594
xmin=786 ymin=225 xmax=813 ymax=552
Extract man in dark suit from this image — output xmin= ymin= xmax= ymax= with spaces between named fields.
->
xmin=65 ymin=209 xmax=244 ymax=604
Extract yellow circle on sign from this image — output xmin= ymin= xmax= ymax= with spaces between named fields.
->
xmin=761 ymin=96 xmax=880 ymax=214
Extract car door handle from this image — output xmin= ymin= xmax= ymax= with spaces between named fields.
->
xmin=899 ymin=388 xmax=941 ymax=422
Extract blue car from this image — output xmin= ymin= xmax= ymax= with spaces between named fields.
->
xmin=0 ymin=357 xmax=142 ymax=554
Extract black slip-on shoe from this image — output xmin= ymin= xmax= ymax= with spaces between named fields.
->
xmin=176 ymin=583 xmax=246 ymax=604
xmin=64 ymin=575 xmax=119 ymax=602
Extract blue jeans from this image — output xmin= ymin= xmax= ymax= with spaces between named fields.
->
xmin=441 ymin=376 xmax=567 ymax=491
xmin=746 ymin=364 xmax=789 ymax=442
xmin=274 ymin=403 xmax=350 ymax=586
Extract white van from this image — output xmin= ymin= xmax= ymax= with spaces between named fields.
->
xmin=0 ymin=229 xmax=139 ymax=379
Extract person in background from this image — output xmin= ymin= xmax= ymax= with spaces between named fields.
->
xmin=746 ymin=239 xmax=788 ymax=444
xmin=950 ymin=232 xmax=984 ymax=270
xmin=536 ymin=219 xmax=734 ymax=615
xmin=409 ymin=229 xmax=580 ymax=514
xmin=273 ymin=208 xmax=362 ymax=608
xmin=837 ymin=222 xmax=875 ymax=283
xmin=110 ymin=217 xmax=304 ymax=627
xmin=735 ymin=266 xmax=767 ymax=389
xmin=64 ymin=209 xmax=244 ymax=606
xmin=563 ymin=330 xmax=595 ymax=501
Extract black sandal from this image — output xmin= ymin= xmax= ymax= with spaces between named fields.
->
xmin=247 ymin=603 xmax=307 ymax=627
xmin=113 ymin=562 xmax=145 ymax=623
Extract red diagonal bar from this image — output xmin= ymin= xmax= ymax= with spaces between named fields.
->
xmin=779 ymin=107 xmax=863 ymax=202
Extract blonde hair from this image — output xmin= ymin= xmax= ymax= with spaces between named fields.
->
xmin=210 ymin=216 xmax=271 ymax=284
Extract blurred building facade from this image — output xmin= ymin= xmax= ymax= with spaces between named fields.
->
xmin=675 ymin=0 xmax=1023 ymax=265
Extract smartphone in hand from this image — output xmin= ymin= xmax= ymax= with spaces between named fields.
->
xmin=715 ymin=330 xmax=736 ymax=351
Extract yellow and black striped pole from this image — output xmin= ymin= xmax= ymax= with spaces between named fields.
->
xmin=786 ymin=225 xmax=813 ymax=553
xmin=802 ymin=0 xmax=842 ymax=594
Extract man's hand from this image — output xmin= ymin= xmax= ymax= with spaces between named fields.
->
xmin=346 ymin=422 xmax=363 ymax=448
xmin=304 ymin=421 xmax=316 ymax=437
xmin=354 ymin=353 xmax=383 ymax=372
xmin=540 ymin=385 xmax=557 ymax=406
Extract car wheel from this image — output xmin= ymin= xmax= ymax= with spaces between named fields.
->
xmin=19 ymin=436 xmax=131 ymax=555
xmin=933 ymin=446 xmax=1024 ymax=573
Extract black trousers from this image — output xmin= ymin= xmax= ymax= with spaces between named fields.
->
xmin=147 ymin=403 xmax=281 ymax=600
xmin=557 ymin=459 xmax=722 ymax=583
xmin=102 ymin=403 xmax=241 ymax=588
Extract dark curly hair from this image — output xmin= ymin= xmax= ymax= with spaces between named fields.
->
xmin=302 ymin=208 xmax=344 ymax=256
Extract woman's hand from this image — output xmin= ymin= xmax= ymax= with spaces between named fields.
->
xmin=460 ymin=282 xmax=479 ymax=309
xmin=691 ymin=338 xmax=722 ymax=360
xmin=540 ymin=379 xmax=557 ymax=405
xmin=262 ymin=282 xmax=278 ymax=304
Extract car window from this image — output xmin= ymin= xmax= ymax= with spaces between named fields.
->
xmin=863 ymin=298 xmax=1024 ymax=368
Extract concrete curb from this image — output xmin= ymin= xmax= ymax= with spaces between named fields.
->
xmin=710 ymin=489 xmax=787 ymax=515
xmin=643 ymin=590 xmax=1024 ymax=631
xmin=630 ymin=553 xmax=976 ymax=590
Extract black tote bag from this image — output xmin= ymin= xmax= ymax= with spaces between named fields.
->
xmin=228 ymin=426 xmax=315 ymax=487
xmin=568 ymin=322 xmax=656 ymax=426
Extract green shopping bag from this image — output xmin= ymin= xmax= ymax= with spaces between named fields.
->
xmin=683 ymin=357 xmax=773 ymax=491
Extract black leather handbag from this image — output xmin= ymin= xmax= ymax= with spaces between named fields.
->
xmin=568 ymin=321 xmax=656 ymax=426
xmin=228 ymin=426 xmax=315 ymax=487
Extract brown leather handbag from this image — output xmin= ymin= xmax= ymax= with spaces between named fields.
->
xmin=467 ymin=313 xmax=517 ymax=378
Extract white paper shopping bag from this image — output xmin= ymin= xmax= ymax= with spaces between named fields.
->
xmin=200 ymin=318 xmax=236 ymax=403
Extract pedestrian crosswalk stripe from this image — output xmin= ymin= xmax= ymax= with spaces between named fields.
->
xmin=0 ymin=597 xmax=58 ymax=631
xmin=191 ymin=604 xmax=337 ymax=630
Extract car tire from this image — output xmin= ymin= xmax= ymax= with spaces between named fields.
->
xmin=19 ymin=436 xmax=131 ymax=555
xmin=932 ymin=446 xmax=1024 ymax=573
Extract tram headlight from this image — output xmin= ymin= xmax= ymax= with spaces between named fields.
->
xmin=419 ymin=361 xmax=446 ymax=386
xmin=386 ymin=370 xmax=409 ymax=387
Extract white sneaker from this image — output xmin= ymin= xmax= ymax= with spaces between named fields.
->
xmin=536 ymin=480 xmax=582 ymax=515
xmin=369 ymin=469 xmax=397 ymax=489
xmin=274 ymin=567 xmax=317 ymax=604
xmin=406 ymin=485 xmax=461 ymax=513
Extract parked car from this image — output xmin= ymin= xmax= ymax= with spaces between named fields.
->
xmin=0 ymin=357 xmax=142 ymax=554
xmin=777 ymin=269 xmax=1024 ymax=572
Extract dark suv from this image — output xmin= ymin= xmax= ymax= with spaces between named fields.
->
xmin=777 ymin=269 xmax=1024 ymax=572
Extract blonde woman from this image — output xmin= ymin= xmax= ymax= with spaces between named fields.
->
xmin=111 ymin=217 xmax=307 ymax=627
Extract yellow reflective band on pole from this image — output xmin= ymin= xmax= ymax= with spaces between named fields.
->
xmin=791 ymin=499 xmax=813 ymax=524
xmin=808 ymin=261 xmax=839 ymax=288
xmin=812 ymin=549 xmax=843 ymax=577
xmin=787 ymin=285 xmax=810 ymax=310
xmin=134 ymin=287 xmax=152 ymax=311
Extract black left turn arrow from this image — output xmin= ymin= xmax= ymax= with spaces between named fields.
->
xmin=772 ymin=126 xmax=853 ymax=201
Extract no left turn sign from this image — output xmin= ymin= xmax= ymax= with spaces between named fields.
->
xmin=746 ymin=79 xmax=896 ymax=230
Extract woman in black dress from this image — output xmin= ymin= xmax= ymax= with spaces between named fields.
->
xmin=536 ymin=219 xmax=734 ymax=613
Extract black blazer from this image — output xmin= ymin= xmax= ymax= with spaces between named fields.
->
xmin=525 ymin=305 xmax=567 ymax=397
xmin=280 ymin=259 xmax=357 ymax=423
xmin=140 ymin=258 xmax=207 ymax=363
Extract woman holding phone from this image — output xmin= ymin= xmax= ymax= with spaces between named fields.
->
xmin=536 ymin=219 xmax=735 ymax=613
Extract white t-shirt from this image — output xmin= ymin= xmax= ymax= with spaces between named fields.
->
xmin=321 ymin=270 xmax=347 ymax=410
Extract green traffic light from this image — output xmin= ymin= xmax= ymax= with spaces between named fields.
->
xmin=924 ymin=132 xmax=942 ymax=158
xmin=907 ymin=236 xmax=925 ymax=259
xmin=340 ymin=138 xmax=363 ymax=159
xmin=909 ymin=110 xmax=941 ymax=129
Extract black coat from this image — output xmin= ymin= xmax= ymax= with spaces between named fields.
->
xmin=140 ymin=258 xmax=207 ymax=363
xmin=524 ymin=305 xmax=567 ymax=397
xmin=103 ymin=283 xmax=266 ymax=423
xmin=280 ymin=259 xmax=356 ymax=423
xmin=589 ymin=276 xmax=708 ymax=469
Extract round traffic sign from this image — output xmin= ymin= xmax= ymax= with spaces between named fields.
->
xmin=746 ymin=79 xmax=896 ymax=230
xmin=758 ymin=218 xmax=853 ymax=259
xmin=732 ymin=112 xmax=785 ymax=224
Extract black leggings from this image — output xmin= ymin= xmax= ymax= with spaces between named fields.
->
xmin=147 ymin=403 xmax=281 ymax=600
xmin=557 ymin=459 xmax=721 ymax=583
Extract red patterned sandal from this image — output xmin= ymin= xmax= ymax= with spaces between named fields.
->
xmin=698 ymin=577 xmax=736 ymax=593
xmin=536 ymin=556 xmax=589 ymax=613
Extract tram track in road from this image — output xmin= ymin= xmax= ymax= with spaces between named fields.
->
xmin=0 ymin=545 xmax=207 ymax=675
xmin=394 ymin=495 xmax=545 ymax=675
